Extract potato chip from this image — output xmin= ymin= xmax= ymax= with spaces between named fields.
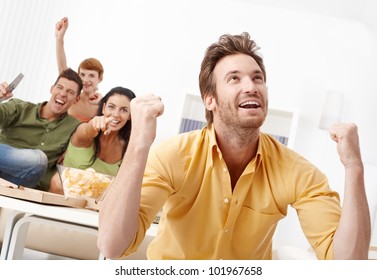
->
xmin=57 ymin=165 xmax=114 ymax=199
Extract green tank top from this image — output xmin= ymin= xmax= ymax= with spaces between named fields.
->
xmin=63 ymin=142 xmax=121 ymax=176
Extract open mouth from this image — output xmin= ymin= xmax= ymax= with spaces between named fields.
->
xmin=108 ymin=119 xmax=121 ymax=127
xmin=55 ymin=98 xmax=65 ymax=108
xmin=239 ymin=100 xmax=261 ymax=109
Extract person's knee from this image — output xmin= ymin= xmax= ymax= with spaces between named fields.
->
xmin=33 ymin=150 xmax=48 ymax=177
xmin=0 ymin=146 xmax=48 ymax=188
xmin=20 ymin=149 xmax=48 ymax=179
xmin=19 ymin=149 xmax=48 ymax=187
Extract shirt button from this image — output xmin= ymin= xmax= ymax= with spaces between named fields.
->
xmin=41 ymin=142 xmax=45 ymax=146
xmin=224 ymin=228 xmax=229 ymax=233
xmin=223 ymin=167 xmax=227 ymax=173
xmin=46 ymin=129 xmax=49 ymax=132
xmin=224 ymin=198 xmax=229 ymax=204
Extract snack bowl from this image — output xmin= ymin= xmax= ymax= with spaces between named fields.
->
xmin=57 ymin=165 xmax=114 ymax=200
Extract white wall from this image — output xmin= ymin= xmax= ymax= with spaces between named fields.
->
xmin=1 ymin=0 xmax=376 ymax=250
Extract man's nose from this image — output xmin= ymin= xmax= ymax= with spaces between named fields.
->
xmin=243 ymin=77 xmax=258 ymax=94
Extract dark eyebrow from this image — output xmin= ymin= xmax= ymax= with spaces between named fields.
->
xmin=223 ymin=70 xmax=240 ymax=80
xmin=107 ymin=102 xmax=129 ymax=110
xmin=225 ymin=70 xmax=239 ymax=77
xmin=224 ymin=69 xmax=264 ymax=79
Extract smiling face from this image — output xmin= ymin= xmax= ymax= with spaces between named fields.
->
xmin=204 ymin=53 xmax=268 ymax=130
xmin=79 ymin=68 xmax=102 ymax=94
xmin=46 ymin=77 xmax=80 ymax=117
xmin=102 ymin=94 xmax=131 ymax=132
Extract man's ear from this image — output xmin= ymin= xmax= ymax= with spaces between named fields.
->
xmin=204 ymin=93 xmax=216 ymax=111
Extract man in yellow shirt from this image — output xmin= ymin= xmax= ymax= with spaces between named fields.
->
xmin=98 ymin=32 xmax=370 ymax=260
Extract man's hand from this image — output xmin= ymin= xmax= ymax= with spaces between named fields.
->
xmin=130 ymin=95 xmax=164 ymax=147
xmin=328 ymin=123 xmax=363 ymax=168
xmin=0 ymin=82 xmax=13 ymax=102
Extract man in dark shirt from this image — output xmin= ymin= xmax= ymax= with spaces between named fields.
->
xmin=0 ymin=68 xmax=82 ymax=191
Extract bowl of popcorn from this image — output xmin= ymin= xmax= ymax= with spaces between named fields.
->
xmin=57 ymin=165 xmax=114 ymax=200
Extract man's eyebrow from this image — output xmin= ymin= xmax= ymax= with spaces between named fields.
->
xmin=224 ymin=69 xmax=264 ymax=78
xmin=225 ymin=70 xmax=239 ymax=75
xmin=223 ymin=70 xmax=240 ymax=79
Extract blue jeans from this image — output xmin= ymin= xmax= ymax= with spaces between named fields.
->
xmin=0 ymin=144 xmax=48 ymax=188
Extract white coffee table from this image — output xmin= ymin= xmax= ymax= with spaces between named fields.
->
xmin=0 ymin=194 xmax=158 ymax=260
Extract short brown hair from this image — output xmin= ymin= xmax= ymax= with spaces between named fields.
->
xmin=54 ymin=68 xmax=83 ymax=96
xmin=199 ymin=32 xmax=266 ymax=125
xmin=78 ymin=58 xmax=104 ymax=80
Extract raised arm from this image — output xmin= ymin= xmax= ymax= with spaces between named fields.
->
xmin=55 ymin=17 xmax=69 ymax=74
xmin=330 ymin=123 xmax=371 ymax=259
xmin=97 ymin=95 xmax=164 ymax=258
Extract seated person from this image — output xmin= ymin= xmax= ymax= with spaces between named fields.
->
xmin=0 ymin=68 xmax=82 ymax=191
xmin=49 ymin=87 xmax=136 ymax=194
xmin=55 ymin=17 xmax=104 ymax=122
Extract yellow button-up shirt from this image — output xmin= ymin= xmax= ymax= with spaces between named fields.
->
xmin=123 ymin=125 xmax=341 ymax=259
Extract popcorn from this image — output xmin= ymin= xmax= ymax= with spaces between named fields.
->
xmin=59 ymin=166 xmax=113 ymax=199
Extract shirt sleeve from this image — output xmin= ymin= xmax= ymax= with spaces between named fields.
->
xmin=290 ymin=158 xmax=341 ymax=260
xmin=0 ymin=99 xmax=20 ymax=128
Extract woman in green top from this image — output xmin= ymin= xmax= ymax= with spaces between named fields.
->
xmin=49 ymin=86 xmax=136 ymax=194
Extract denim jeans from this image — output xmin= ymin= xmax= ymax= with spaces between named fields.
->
xmin=0 ymin=144 xmax=48 ymax=188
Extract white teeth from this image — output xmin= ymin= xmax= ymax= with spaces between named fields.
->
xmin=111 ymin=120 xmax=120 ymax=124
xmin=56 ymin=98 xmax=65 ymax=105
xmin=240 ymin=101 xmax=259 ymax=107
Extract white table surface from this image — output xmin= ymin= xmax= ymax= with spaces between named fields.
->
xmin=0 ymin=194 xmax=159 ymax=234
xmin=0 ymin=193 xmax=159 ymax=240
xmin=0 ymin=194 xmax=98 ymax=227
